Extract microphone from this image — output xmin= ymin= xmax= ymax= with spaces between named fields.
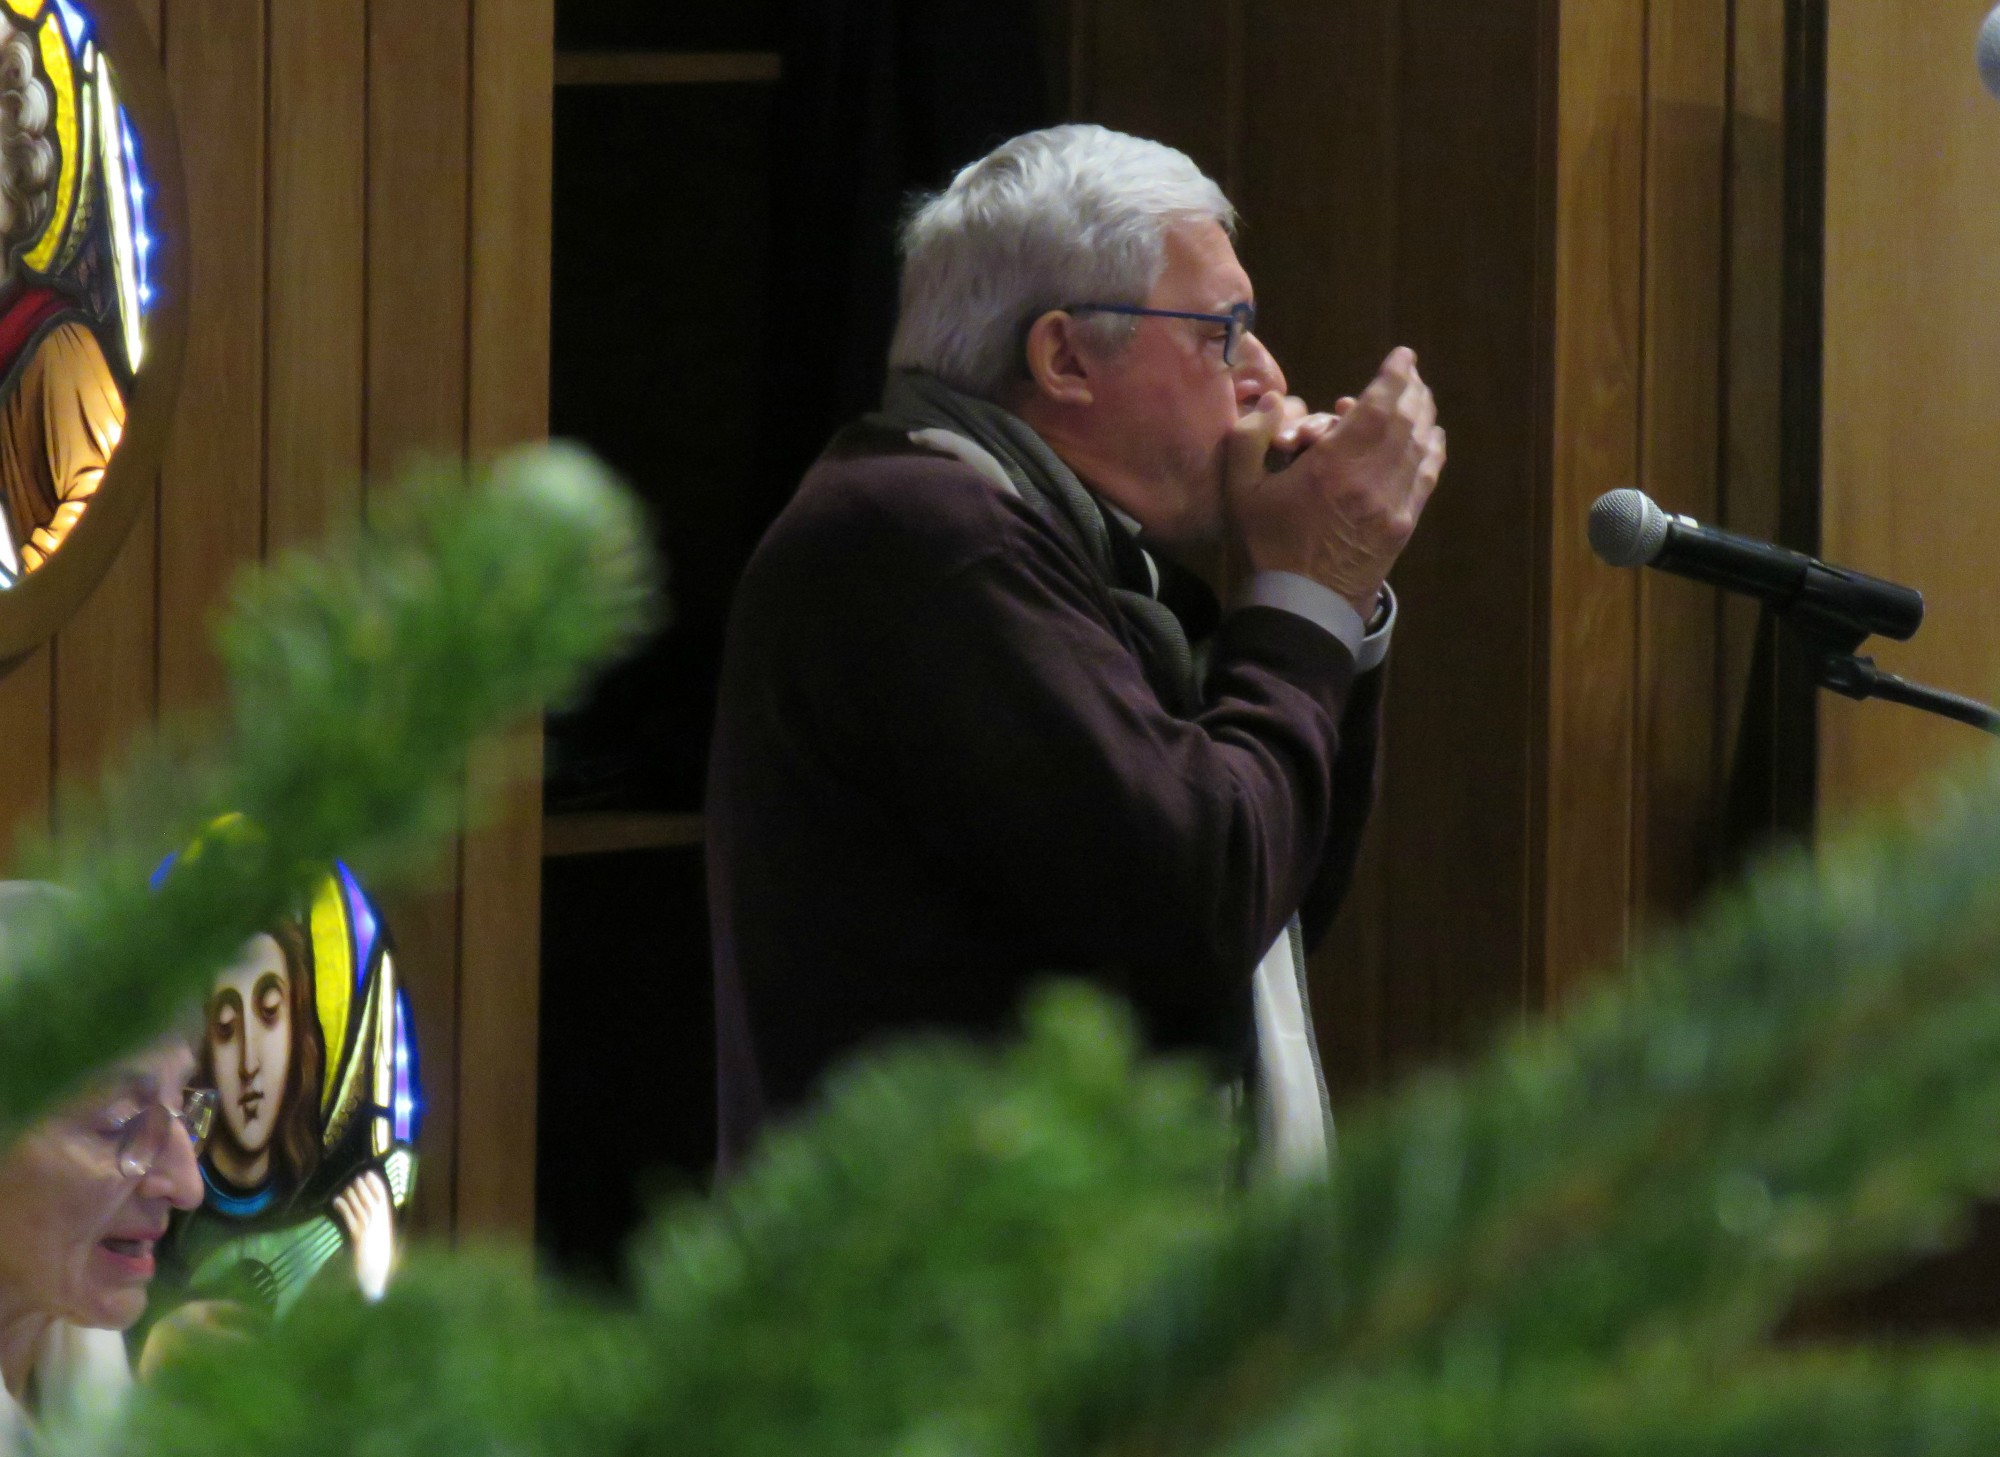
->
xmin=1981 ymin=3 xmax=2000 ymax=99
xmin=1587 ymin=488 xmax=1924 ymax=644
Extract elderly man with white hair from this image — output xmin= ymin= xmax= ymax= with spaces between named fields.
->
xmin=707 ymin=124 xmax=1446 ymax=1173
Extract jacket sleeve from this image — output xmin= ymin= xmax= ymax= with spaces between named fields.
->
xmin=1297 ymin=662 xmax=1385 ymax=950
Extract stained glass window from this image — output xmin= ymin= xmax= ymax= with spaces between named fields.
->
xmin=0 ymin=0 xmax=156 ymax=587
xmin=137 ymin=857 xmax=423 ymax=1367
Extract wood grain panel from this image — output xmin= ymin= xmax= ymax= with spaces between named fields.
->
xmin=0 ymin=648 xmax=53 ymax=866
xmin=156 ymin=0 xmax=264 ymax=713
xmin=1074 ymin=0 xmax=1234 ymax=188
xmin=366 ymin=0 xmax=473 ymax=1240
xmin=50 ymin=497 xmax=156 ymax=830
xmin=1544 ymin=0 xmax=1645 ymax=1003
xmin=459 ymin=0 xmax=553 ymax=1244
xmin=1239 ymin=0 xmax=1402 ymax=1096
xmin=1635 ymin=0 xmax=1729 ymax=926
xmin=365 ymin=0 xmax=471 ymax=488
xmin=265 ymin=0 xmax=365 ymax=553
xmin=1380 ymin=0 xmax=1550 ymax=1060
xmin=1820 ymin=0 xmax=2000 ymax=817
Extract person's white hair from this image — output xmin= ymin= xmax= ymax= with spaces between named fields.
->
xmin=888 ymin=123 xmax=1236 ymax=401
xmin=0 ymin=20 xmax=56 ymax=254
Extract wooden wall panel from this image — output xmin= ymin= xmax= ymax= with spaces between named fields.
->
xmin=0 ymin=649 xmax=52 ymax=863
xmin=157 ymin=0 xmax=264 ymax=714
xmin=1379 ymin=0 xmax=1549 ymax=1055
xmin=1636 ymin=0 xmax=1729 ymax=922
xmin=51 ymin=500 xmax=156 ymax=829
xmin=1819 ymin=0 xmax=2000 ymax=816
xmin=1238 ymin=0 xmax=1399 ymax=1094
xmin=265 ymin=0 xmax=366 ymax=553
xmin=1544 ymin=0 xmax=1645 ymax=1002
xmin=458 ymin=0 xmax=554 ymax=1243
xmin=365 ymin=0 xmax=473 ymax=1241
xmin=1072 ymin=0 xmax=1233 ymax=188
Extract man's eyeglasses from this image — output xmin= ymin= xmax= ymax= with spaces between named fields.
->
xmin=106 ymin=1087 xmax=217 ymax=1179
xmin=1063 ymin=301 xmax=1258 ymax=366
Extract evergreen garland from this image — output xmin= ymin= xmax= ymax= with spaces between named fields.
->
xmin=9 ymin=443 xmax=2000 ymax=1452
xmin=0 ymin=443 xmax=657 ymax=1142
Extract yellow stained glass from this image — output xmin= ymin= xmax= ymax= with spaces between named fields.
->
xmin=2 ymin=0 xmax=42 ymax=22
xmin=322 ymin=970 xmax=378 ymax=1150
xmin=21 ymin=10 xmax=79 ymax=276
xmin=309 ymin=872 xmax=353 ymax=1115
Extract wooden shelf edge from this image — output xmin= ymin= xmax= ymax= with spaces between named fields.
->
xmin=543 ymin=811 xmax=706 ymax=858
xmin=555 ymin=51 xmax=782 ymax=87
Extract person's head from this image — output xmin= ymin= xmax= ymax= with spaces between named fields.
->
xmin=0 ymin=885 xmax=205 ymax=1337
xmin=0 ymin=18 xmax=56 ymax=258
xmin=200 ymin=918 xmax=323 ymax=1192
xmin=889 ymin=124 xmax=1286 ymax=544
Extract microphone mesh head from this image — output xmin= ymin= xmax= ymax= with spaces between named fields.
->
xmin=1587 ymin=488 xmax=1669 ymax=568
xmin=1982 ymin=5 xmax=2000 ymax=100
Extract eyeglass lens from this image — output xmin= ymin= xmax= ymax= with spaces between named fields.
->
xmin=116 ymin=1088 xmax=217 ymax=1178
xmin=1225 ymin=304 xmax=1256 ymax=367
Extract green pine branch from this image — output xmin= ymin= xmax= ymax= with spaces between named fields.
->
xmin=1040 ymin=761 xmax=2000 ymax=1455
xmin=0 ymin=443 xmax=658 ymax=1143
xmin=1208 ymin=1348 xmax=2000 ymax=1457
xmin=19 ymin=437 xmax=2000 ymax=1455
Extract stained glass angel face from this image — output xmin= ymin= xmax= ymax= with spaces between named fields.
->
xmin=204 ymin=933 xmax=301 ymax=1188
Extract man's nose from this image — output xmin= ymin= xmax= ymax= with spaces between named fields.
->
xmin=1233 ymin=329 xmax=1286 ymax=400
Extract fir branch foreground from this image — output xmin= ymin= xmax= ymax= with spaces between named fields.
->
xmin=0 ymin=443 xmax=658 ymax=1140
xmin=11 ymin=445 xmax=2000 ymax=1452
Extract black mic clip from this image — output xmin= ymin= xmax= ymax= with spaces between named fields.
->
xmin=1810 ymin=650 xmax=2000 ymax=736
xmin=1783 ymin=608 xmax=2000 ymax=738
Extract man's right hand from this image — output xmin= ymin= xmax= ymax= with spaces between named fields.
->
xmin=1225 ymin=346 xmax=1447 ymax=617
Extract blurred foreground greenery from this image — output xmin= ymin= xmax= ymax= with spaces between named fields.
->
xmin=9 ymin=445 xmax=2000 ymax=1453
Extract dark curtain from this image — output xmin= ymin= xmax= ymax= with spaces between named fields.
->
xmin=756 ymin=0 xmax=1054 ymax=532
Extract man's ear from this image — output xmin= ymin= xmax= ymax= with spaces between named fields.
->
xmin=1022 ymin=310 xmax=1095 ymax=408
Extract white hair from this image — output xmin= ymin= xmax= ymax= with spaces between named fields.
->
xmin=888 ymin=124 xmax=1236 ymax=401
xmin=0 ymin=21 xmax=54 ymax=253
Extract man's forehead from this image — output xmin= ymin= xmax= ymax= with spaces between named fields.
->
xmin=1153 ymin=218 xmax=1254 ymax=306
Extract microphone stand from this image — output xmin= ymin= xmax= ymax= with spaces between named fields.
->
xmin=1814 ymin=654 xmax=2000 ymax=735
xmin=1785 ymin=605 xmax=2000 ymax=737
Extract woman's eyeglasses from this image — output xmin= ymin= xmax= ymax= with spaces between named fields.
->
xmin=107 ymin=1087 xmax=218 ymax=1179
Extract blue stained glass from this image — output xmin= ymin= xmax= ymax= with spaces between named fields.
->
xmin=120 ymin=114 xmax=151 ymax=318
xmin=339 ymin=860 xmax=376 ymax=988
xmin=52 ymin=0 xmax=87 ymax=48
xmin=392 ymin=988 xmax=421 ymax=1142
